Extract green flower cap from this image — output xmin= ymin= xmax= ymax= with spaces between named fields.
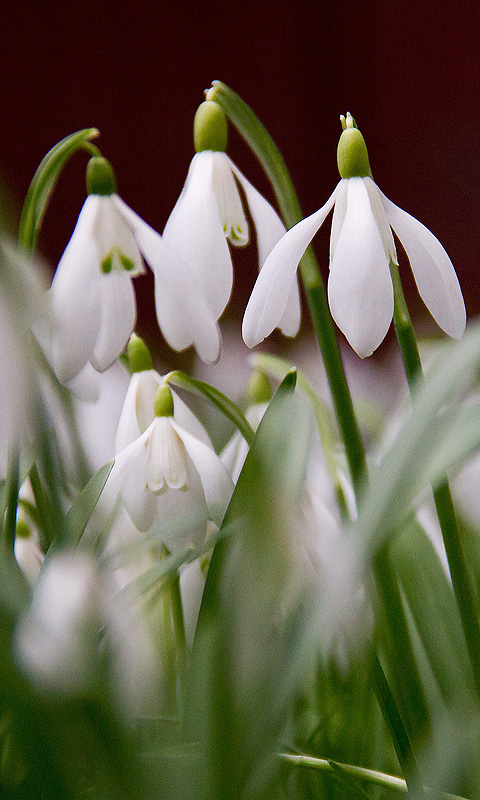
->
xmin=194 ymin=100 xmax=228 ymax=153
xmin=86 ymin=156 xmax=117 ymax=196
xmin=246 ymin=369 xmax=272 ymax=405
xmin=337 ymin=112 xmax=371 ymax=179
xmin=128 ymin=333 xmax=153 ymax=373
xmin=15 ymin=518 xmax=31 ymax=539
xmin=154 ymin=384 xmax=175 ymax=418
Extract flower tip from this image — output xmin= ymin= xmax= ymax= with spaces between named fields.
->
xmin=86 ymin=156 xmax=116 ymax=196
xmin=194 ymin=101 xmax=228 ymax=153
xmin=246 ymin=369 xmax=272 ymax=404
xmin=154 ymin=385 xmax=174 ymax=417
xmin=337 ymin=117 xmax=370 ymax=179
xmin=127 ymin=333 xmax=153 ymax=373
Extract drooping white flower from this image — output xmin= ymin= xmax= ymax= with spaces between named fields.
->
xmin=47 ymin=157 xmax=221 ymax=384
xmin=243 ymin=113 xmax=466 ymax=358
xmin=105 ymin=384 xmax=233 ymax=551
xmin=14 ymin=552 xmax=159 ymax=715
xmin=115 ymin=334 xmax=212 ymax=455
xmin=162 ymin=100 xmax=301 ymax=336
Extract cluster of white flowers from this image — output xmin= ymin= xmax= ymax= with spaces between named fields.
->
xmin=8 ymin=98 xmax=470 ymax=716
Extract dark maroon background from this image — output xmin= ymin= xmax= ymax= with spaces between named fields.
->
xmin=2 ymin=1 xmax=479 ymax=365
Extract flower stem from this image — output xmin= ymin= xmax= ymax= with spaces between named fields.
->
xmin=390 ymin=260 xmax=480 ymax=697
xmin=208 ymin=80 xmax=428 ymax=768
xmin=279 ymin=750 xmax=466 ymax=799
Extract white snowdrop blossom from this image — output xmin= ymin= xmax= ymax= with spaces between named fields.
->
xmin=49 ymin=186 xmax=146 ymax=383
xmin=243 ymin=114 xmax=466 ymax=358
xmin=48 ymin=157 xmax=221 ymax=384
xmin=115 ymin=336 xmax=212 ymax=454
xmin=104 ymin=385 xmax=233 ymax=551
xmin=163 ymin=100 xmax=301 ymax=336
xmin=221 ymin=401 xmax=268 ymax=483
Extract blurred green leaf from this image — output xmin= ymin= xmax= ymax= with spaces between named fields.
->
xmin=46 ymin=459 xmax=113 ymax=558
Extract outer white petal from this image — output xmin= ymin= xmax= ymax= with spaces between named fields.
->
xmin=380 ymin=192 xmax=466 ymax=338
xmin=328 ymin=178 xmax=394 ymax=358
xmin=91 ymin=272 xmax=136 ymax=372
xmin=113 ymin=197 xmax=221 ymax=362
xmin=329 ymin=179 xmax=349 ymax=261
xmin=242 ymin=188 xmax=338 ymax=348
xmin=114 ymin=430 xmax=158 ymax=531
xmin=50 ymin=196 xmax=101 ymax=382
xmin=171 ymin=420 xmax=234 ymax=527
xmin=115 ymin=371 xmax=159 ymax=453
xmin=163 ymin=152 xmax=233 ymax=319
xmin=231 ymin=159 xmax=302 ymax=338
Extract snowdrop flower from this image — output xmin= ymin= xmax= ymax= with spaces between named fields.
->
xmin=114 ymin=333 xmax=212 ymax=454
xmin=48 ymin=157 xmax=147 ymax=383
xmin=48 ymin=157 xmax=221 ymax=384
xmin=243 ymin=112 xmax=466 ymax=358
xmin=163 ymin=99 xmax=301 ymax=335
xmin=14 ymin=552 xmax=158 ymax=714
xmin=105 ymin=384 xmax=233 ymax=551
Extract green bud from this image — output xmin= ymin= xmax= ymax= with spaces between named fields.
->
xmin=15 ymin=518 xmax=31 ymax=539
xmin=337 ymin=112 xmax=371 ymax=179
xmin=194 ymin=100 xmax=228 ymax=153
xmin=154 ymin=384 xmax=174 ymax=418
xmin=128 ymin=333 xmax=153 ymax=373
xmin=86 ymin=156 xmax=117 ymax=196
xmin=246 ymin=370 xmax=272 ymax=405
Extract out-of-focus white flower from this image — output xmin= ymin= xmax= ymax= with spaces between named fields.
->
xmin=14 ymin=552 xmax=158 ymax=715
xmin=47 ymin=157 xmax=221 ymax=384
xmin=104 ymin=384 xmax=233 ymax=551
xmin=243 ymin=113 xmax=465 ymax=358
xmin=15 ymin=554 xmax=103 ymax=694
xmin=163 ymin=100 xmax=300 ymax=335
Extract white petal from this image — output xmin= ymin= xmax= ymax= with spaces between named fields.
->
xmin=115 ymin=431 xmax=157 ymax=531
xmin=145 ymin=417 xmax=189 ymax=491
xmin=229 ymin=158 xmax=284 ymax=266
xmin=242 ymin=189 xmax=337 ymax=348
xmin=327 ymin=178 xmax=394 ymax=358
xmin=212 ymin=152 xmax=249 ymax=246
xmin=231 ymin=161 xmax=302 ymax=339
xmin=115 ymin=371 xmax=160 ymax=453
xmin=381 ymin=192 xmax=466 ymax=338
xmin=278 ymin=276 xmax=302 ymax=337
xmin=363 ymin=178 xmax=397 ymax=264
xmin=163 ymin=152 xmax=233 ymax=319
xmin=96 ymin=196 xmax=145 ymax=277
xmin=50 ymin=196 xmax=101 ymax=382
xmin=171 ymin=420 xmax=234 ymax=527
xmin=114 ymin=198 xmax=221 ymax=362
xmin=329 ymin=179 xmax=348 ymax=261
xmin=91 ymin=272 xmax=136 ymax=372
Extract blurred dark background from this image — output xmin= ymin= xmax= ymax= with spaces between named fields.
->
xmin=1 ymin=0 xmax=479 ymax=366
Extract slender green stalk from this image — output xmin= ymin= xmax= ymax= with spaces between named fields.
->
xmin=279 ymin=751 xmax=466 ymax=799
xmin=390 ymin=260 xmax=480 ymax=697
xmin=208 ymin=81 xmax=429 ymax=764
